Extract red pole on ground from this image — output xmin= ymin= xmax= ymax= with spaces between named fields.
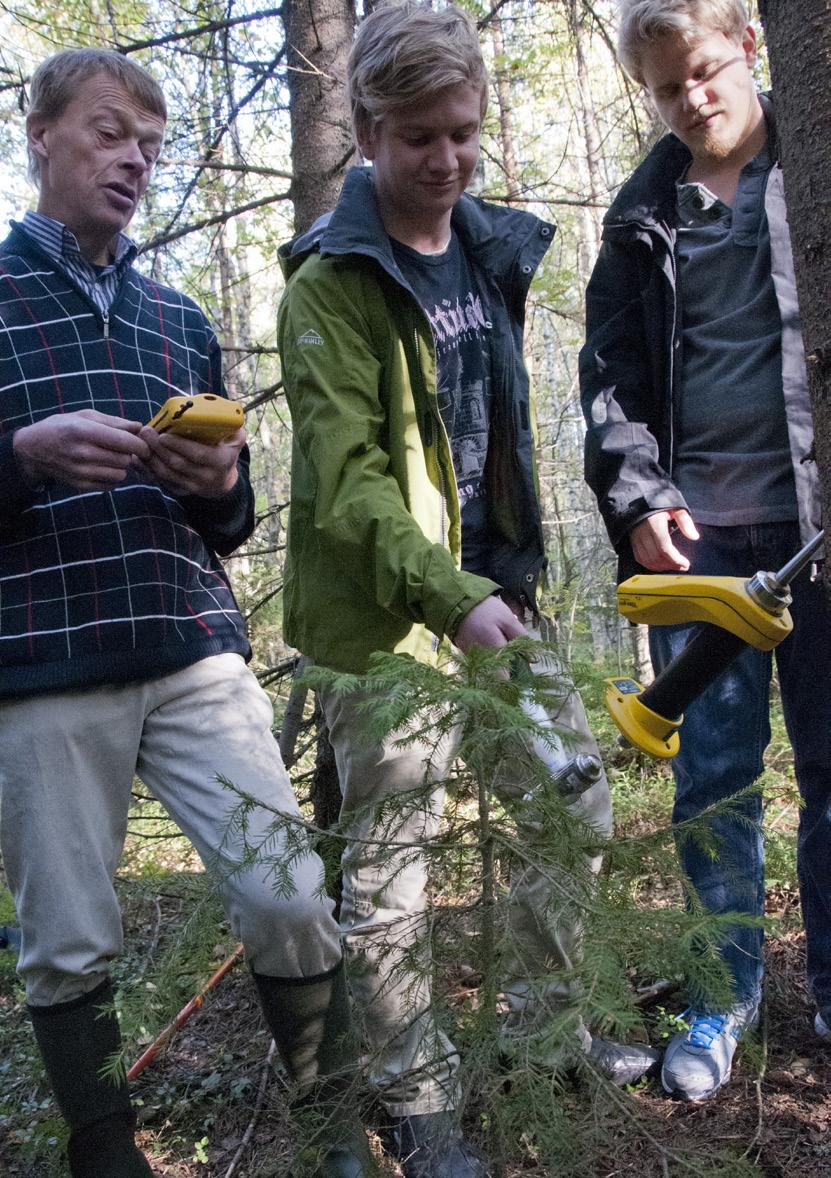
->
xmin=127 ymin=943 xmax=245 ymax=1081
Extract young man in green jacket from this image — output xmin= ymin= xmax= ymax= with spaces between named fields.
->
xmin=278 ymin=6 xmax=658 ymax=1174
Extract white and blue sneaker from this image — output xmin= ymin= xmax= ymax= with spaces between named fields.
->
xmin=661 ymin=1005 xmax=758 ymax=1102
xmin=815 ymin=1012 xmax=831 ymax=1042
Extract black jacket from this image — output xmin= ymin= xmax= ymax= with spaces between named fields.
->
xmin=579 ymin=99 xmax=819 ymax=578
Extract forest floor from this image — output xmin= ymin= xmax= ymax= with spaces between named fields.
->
xmin=2 ymin=687 xmax=830 ymax=1178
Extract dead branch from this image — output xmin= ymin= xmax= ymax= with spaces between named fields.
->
xmin=244 ymin=381 xmax=285 ymax=413
xmin=161 ymin=156 xmax=293 ymax=180
xmin=139 ymin=191 xmax=290 ymax=253
xmin=153 ymin=42 xmax=287 ymax=243
xmin=116 ymin=8 xmax=284 ymax=55
xmin=223 ymin=1040 xmax=279 ymax=1178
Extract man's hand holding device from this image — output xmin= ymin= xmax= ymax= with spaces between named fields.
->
xmin=140 ymin=393 xmax=245 ymax=497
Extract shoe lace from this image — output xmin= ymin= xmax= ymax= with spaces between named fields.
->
xmin=682 ymin=1009 xmax=732 ymax=1050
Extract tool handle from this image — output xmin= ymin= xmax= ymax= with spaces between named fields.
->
xmin=640 ymin=624 xmax=747 ymax=720
xmin=774 ymin=528 xmax=825 ymax=586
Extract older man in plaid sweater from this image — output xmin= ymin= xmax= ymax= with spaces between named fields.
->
xmin=0 ymin=49 xmax=373 ymax=1178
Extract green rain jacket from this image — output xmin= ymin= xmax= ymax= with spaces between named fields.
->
xmin=277 ymin=167 xmax=554 ymax=672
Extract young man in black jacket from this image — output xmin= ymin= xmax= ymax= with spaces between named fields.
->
xmin=0 ymin=48 xmax=370 ymax=1178
xmin=580 ymin=0 xmax=829 ymax=1102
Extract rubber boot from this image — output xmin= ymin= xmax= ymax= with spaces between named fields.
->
xmin=28 ymin=978 xmax=153 ymax=1178
xmin=252 ymin=960 xmax=375 ymax=1177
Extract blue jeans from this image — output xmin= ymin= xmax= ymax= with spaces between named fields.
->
xmin=649 ymin=522 xmax=831 ymax=1013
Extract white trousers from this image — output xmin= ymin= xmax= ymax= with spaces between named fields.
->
xmin=0 ymin=654 xmax=342 ymax=1006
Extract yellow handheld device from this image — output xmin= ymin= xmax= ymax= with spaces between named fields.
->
xmin=148 ymin=394 xmax=244 ymax=445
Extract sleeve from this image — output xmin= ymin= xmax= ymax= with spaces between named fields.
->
xmin=0 ymin=432 xmax=40 ymax=523
xmin=178 ymin=325 xmax=255 ymax=557
xmin=278 ymin=262 xmax=497 ymax=640
xmin=578 ymin=237 xmax=688 ymax=550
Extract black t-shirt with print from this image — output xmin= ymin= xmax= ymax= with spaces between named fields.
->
xmin=391 ymin=231 xmax=496 ymax=577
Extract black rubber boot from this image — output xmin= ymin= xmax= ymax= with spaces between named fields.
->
xmin=28 ymin=978 xmax=153 ymax=1178
xmin=379 ymin=1112 xmax=490 ymax=1178
xmin=252 ymin=960 xmax=376 ymax=1177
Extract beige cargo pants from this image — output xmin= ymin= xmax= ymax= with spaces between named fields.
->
xmin=317 ymin=622 xmax=613 ymax=1116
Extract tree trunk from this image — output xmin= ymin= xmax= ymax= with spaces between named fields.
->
xmin=567 ymin=0 xmax=605 ymax=281
xmin=761 ymin=0 xmax=831 ymax=598
xmin=283 ymin=0 xmax=357 ymax=233
xmin=490 ymin=18 xmax=521 ymax=202
xmin=310 ymin=697 xmax=345 ymax=913
xmin=282 ymin=0 xmax=357 ymax=825
xmin=630 ymin=623 xmax=653 ymax=683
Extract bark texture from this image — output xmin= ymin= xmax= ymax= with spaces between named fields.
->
xmin=762 ymin=1 xmax=831 ymax=592
xmin=283 ymin=0 xmax=357 ymax=233
xmin=491 ymin=18 xmax=521 ymax=202
xmin=568 ymin=0 xmax=605 ymax=279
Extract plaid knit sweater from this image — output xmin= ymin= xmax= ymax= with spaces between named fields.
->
xmin=0 ymin=224 xmax=253 ymax=699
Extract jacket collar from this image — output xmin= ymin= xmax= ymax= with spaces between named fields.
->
xmin=279 ymin=166 xmax=554 ymax=292
xmin=605 ymin=92 xmax=777 ymax=230
xmin=604 ymin=133 xmax=690 ymax=230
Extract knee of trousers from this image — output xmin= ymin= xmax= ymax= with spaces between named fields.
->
xmin=228 ymin=884 xmax=342 ymax=978
xmin=22 ymin=966 xmax=111 ymax=1008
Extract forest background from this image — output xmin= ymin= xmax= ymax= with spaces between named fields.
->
xmin=1 ymin=1 xmax=830 ymax=1176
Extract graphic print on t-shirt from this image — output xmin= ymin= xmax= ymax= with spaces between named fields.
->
xmin=433 ymin=296 xmax=489 ymax=496
xmin=391 ymin=233 xmax=494 ymax=572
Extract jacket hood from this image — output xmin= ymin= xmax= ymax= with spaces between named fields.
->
xmin=605 ymin=92 xmax=777 ymax=230
xmin=279 ymin=166 xmax=555 ymax=298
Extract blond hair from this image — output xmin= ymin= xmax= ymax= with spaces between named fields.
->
xmin=27 ymin=48 xmax=167 ymax=183
xmin=348 ymin=2 xmax=488 ymax=141
xmin=617 ymin=0 xmax=750 ymax=83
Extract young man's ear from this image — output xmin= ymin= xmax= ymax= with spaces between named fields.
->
xmin=356 ymin=115 xmax=377 ymax=163
xmin=740 ymin=23 xmax=757 ymax=66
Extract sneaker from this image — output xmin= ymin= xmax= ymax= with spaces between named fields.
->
xmin=661 ymin=1006 xmax=757 ymax=1102
xmin=589 ymin=1036 xmax=662 ymax=1086
xmin=499 ymin=1009 xmax=593 ymax=1072
xmin=501 ymin=1014 xmax=660 ymax=1086
xmin=815 ymin=1012 xmax=831 ymax=1042
xmin=379 ymin=1112 xmax=490 ymax=1178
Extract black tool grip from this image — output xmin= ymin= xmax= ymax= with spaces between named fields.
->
xmin=640 ymin=625 xmax=747 ymax=721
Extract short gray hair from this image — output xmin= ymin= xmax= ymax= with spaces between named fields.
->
xmin=617 ymin=0 xmax=750 ymax=83
xmin=348 ymin=2 xmax=488 ymax=142
xmin=26 ymin=48 xmax=167 ymax=183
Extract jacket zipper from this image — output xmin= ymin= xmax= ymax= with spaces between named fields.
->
xmin=102 ymin=308 xmax=110 ymax=338
xmin=664 ymin=234 xmax=678 ymax=477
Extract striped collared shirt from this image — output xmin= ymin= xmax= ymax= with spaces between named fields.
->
xmin=20 ymin=210 xmax=137 ymax=314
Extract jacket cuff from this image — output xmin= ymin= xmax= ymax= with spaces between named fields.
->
xmin=441 ymin=576 xmax=501 ymax=641
xmin=610 ymin=490 xmax=690 ymax=549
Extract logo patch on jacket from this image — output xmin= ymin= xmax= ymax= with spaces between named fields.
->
xmin=297 ymin=329 xmax=324 ymax=346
